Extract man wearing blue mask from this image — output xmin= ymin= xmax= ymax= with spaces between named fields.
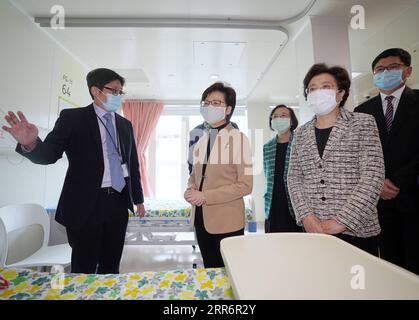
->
xmin=355 ymin=48 xmax=419 ymax=275
xmin=2 ymin=68 xmax=145 ymax=274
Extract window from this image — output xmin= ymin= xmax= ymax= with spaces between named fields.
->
xmin=147 ymin=106 xmax=248 ymax=200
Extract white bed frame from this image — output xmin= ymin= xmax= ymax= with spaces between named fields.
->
xmin=125 ymin=216 xmax=197 ymax=247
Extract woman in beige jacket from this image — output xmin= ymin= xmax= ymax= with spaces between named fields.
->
xmin=184 ymin=82 xmax=253 ymax=268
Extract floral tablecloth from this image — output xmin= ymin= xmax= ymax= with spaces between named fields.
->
xmin=0 ymin=267 xmax=234 ymax=300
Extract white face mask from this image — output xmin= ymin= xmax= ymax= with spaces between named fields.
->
xmin=200 ymin=105 xmax=226 ymax=125
xmin=271 ymin=118 xmax=291 ymax=134
xmin=307 ymin=89 xmax=339 ymax=116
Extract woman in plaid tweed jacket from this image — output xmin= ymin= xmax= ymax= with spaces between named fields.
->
xmin=287 ymin=63 xmax=385 ymax=255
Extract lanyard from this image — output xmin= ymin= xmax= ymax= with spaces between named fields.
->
xmin=96 ymin=114 xmax=122 ymax=160
xmin=0 ymin=275 xmax=8 ymax=290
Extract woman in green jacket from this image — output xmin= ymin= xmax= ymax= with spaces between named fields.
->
xmin=263 ymin=105 xmax=301 ymax=233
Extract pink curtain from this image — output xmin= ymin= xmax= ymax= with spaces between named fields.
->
xmin=122 ymin=100 xmax=164 ymax=197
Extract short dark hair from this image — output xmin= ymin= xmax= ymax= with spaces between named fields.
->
xmin=86 ymin=68 xmax=125 ymax=100
xmin=372 ymin=48 xmax=411 ymax=71
xmin=201 ymin=82 xmax=236 ymax=122
xmin=303 ymin=63 xmax=351 ymax=108
xmin=269 ymin=105 xmax=299 ymax=131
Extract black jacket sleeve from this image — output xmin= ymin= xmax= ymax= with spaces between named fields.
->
xmin=16 ymin=109 xmax=72 ymax=165
xmin=390 ymin=90 xmax=419 ymax=190
xmin=391 ymin=154 xmax=419 ymax=189
xmin=128 ymin=122 xmax=144 ymax=204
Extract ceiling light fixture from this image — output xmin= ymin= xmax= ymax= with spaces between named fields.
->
xmin=352 ymin=72 xmax=362 ymax=79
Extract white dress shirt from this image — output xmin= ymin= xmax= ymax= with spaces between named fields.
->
xmin=380 ymin=85 xmax=405 ymax=119
xmin=93 ymin=103 xmax=119 ymax=188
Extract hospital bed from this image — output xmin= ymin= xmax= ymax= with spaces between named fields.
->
xmin=0 ymin=267 xmax=233 ymax=300
xmin=46 ymin=199 xmax=197 ymax=246
xmin=125 ymin=197 xmax=254 ymax=246
xmin=45 ymin=197 xmax=254 ymax=248
xmin=125 ymin=198 xmax=196 ymax=246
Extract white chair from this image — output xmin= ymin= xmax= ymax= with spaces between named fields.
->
xmin=0 ymin=218 xmax=6 ymax=268
xmin=0 ymin=203 xmax=71 ymax=269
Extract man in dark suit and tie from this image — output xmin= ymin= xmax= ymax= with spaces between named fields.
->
xmin=2 ymin=68 xmax=146 ymax=274
xmin=355 ymin=48 xmax=419 ymax=275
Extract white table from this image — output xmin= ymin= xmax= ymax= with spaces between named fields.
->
xmin=220 ymin=233 xmax=419 ymax=299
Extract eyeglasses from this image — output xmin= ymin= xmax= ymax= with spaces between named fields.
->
xmin=102 ymin=86 xmax=126 ymax=96
xmin=201 ymin=100 xmax=226 ymax=107
xmin=373 ymin=64 xmax=405 ymax=74
xmin=305 ymin=85 xmax=337 ymax=95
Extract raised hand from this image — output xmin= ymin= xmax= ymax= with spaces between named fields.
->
xmin=2 ymin=111 xmax=38 ymax=151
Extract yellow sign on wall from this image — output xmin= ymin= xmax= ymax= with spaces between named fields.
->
xmin=58 ymin=96 xmax=79 ymax=114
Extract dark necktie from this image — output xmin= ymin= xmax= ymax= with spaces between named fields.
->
xmin=385 ymin=95 xmax=395 ymax=132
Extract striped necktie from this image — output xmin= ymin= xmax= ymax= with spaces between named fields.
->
xmin=103 ymin=113 xmax=126 ymax=192
xmin=385 ymin=95 xmax=395 ymax=132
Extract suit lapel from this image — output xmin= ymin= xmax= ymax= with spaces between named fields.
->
xmin=267 ymin=138 xmax=277 ymax=176
xmin=370 ymin=95 xmax=388 ymax=140
xmin=87 ymin=104 xmax=103 ymax=159
xmin=322 ymin=109 xmax=350 ymax=161
xmin=115 ymin=114 xmax=129 ymax=162
xmin=389 ymin=87 xmax=416 ymax=137
xmin=306 ymin=118 xmax=323 ymax=166
xmin=193 ymin=132 xmax=209 ymax=180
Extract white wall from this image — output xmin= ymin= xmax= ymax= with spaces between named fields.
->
xmin=294 ymin=20 xmax=315 ymax=125
xmin=0 ymin=0 xmax=90 ymax=207
xmin=246 ymin=101 xmax=274 ymax=222
xmin=244 ymin=37 xmax=301 ymax=223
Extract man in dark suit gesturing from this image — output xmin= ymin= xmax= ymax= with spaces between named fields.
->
xmin=355 ymin=48 xmax=419 ymax=275
xmin=2 ymin=68 xmax=146 ymax=274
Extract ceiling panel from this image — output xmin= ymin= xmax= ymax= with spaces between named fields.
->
xmin=115 ymin=68 xmax=149 ymax=83
xmin=8 ymin=0 xmax=419 ymax=105
xmin=12 ymin=0 xmax=314 ymax=20
xmin=34 ymin=26 xmax=287 ymax=100
xmin=193 ymin=41 xmax=246 ymax=68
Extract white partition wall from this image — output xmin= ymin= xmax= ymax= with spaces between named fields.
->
xmin=0 ymin=0 xmax=90 ymax=208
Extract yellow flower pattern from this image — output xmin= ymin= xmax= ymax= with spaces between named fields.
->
xmin=0 ymin=268 xmax=234 ymax=300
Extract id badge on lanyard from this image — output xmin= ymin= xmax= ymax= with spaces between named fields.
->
xmin=121 ymin=163 xmax=129 ymax=178
xmin=97 ymin=114 xmax=130 ymax=178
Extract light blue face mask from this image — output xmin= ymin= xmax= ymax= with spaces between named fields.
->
xmin=100 ymin=93 xmax=122 ymax=112
xmin=373 ymin=69 xmax=404 ymax=91
xmin=271 ymin=117 xmax=291 ymax=134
